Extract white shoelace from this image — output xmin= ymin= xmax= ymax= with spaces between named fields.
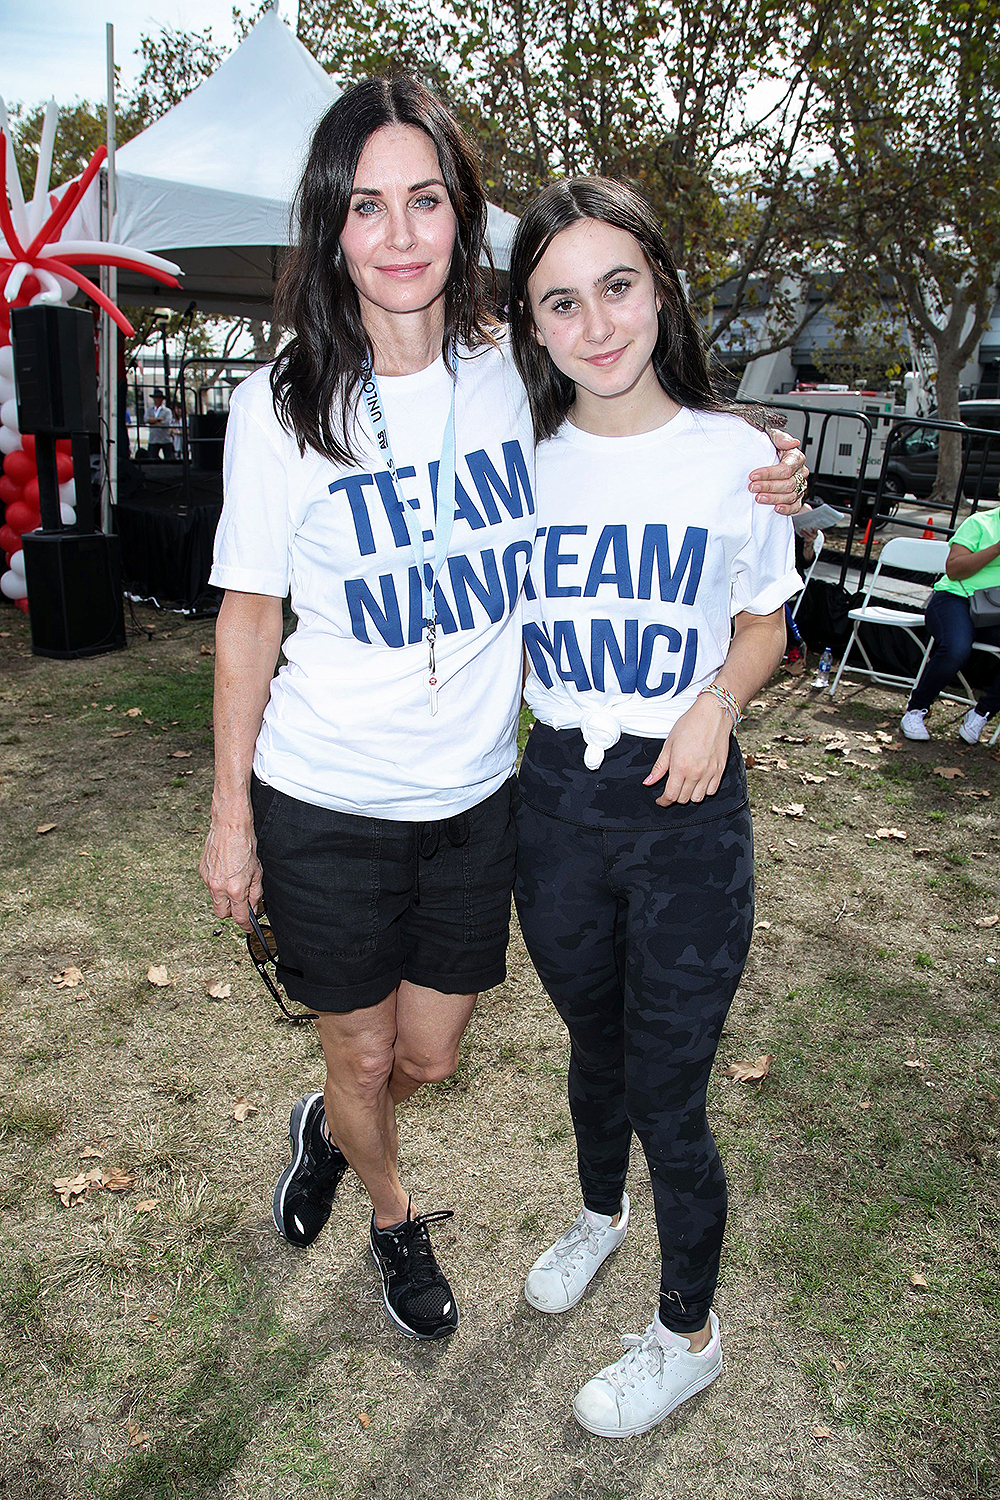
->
xmin=546 ymin=1213 xmax=609 ymax=1275
xmin=604 ymin=1326 xmax=674 ymax=1394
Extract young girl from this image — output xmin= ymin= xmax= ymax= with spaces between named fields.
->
xmin=509 ymin=179 xmax=799 ymax=1436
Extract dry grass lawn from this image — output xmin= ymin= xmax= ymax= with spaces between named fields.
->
xmin=0 ymin=607 xmax=998 ymax=1500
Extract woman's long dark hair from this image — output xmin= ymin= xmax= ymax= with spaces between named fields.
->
xmin=272 ymin=76 xmax=496 ymax=461
xmin=509 ymin=177 xmax=735 ymax=443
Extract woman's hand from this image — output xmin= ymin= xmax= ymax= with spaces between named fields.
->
xmin=751 ymin=429 xmax=809 ymax=514
xmin=199 ymin=802 xmax=263 ymax=932
xmin=643 ymin=694 xmax=734 ymax=806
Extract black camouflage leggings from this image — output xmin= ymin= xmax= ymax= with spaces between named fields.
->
xmin=515 ymin=724 xmax=754 ymax=1334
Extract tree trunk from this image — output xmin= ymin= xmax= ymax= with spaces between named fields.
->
xmin=931 ymin=352 xmax=963 ymax=506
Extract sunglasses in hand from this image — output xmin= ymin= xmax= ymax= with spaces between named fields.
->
xmin=246 ymin=907 xmax=317 ymax=1023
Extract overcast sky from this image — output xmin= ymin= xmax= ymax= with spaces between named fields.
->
xmin=0 ymin=2 xmax=294 ymax=110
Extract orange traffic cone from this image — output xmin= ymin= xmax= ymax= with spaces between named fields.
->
xmin=861 ymin=518 xmax=872 ymax=547
xmin=922 ymin=517 xmax=935 ymax=538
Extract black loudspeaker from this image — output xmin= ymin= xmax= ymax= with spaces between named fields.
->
xmin=10 ymin=306 xmax=99 ymax=435
xmin=20 ymin=532 xmax=126 ymax=659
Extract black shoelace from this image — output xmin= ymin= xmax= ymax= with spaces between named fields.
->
xmin=379 ymin=1208 xmax=454 ymax=1283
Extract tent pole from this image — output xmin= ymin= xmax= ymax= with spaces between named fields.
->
xmin=99 ymin=22 xmax=118 ymax=534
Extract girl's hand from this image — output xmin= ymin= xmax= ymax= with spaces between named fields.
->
xmin=644 ymin=695 xmax=733 ymax=806
xmin=750 ymin=430 xmax=809 ymax=514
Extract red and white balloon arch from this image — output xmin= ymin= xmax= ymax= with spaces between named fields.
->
xmin=0 ymin=99 xmax=180 ymax=612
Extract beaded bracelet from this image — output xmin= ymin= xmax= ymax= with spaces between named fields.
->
xmin=698 ymin=682 xmax=742 ymax=726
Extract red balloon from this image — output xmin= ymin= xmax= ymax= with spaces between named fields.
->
xmin=56 ymin=453 xmax=74 ymax=484
xmin=14 ymin=275 xmax=41 ymax=306
xmin=0 ymin=525 xmax=19 ymax=554
xmin=14 ymin=598 xmax=29 ymax=614
xmin=25 ymin=478 xmax=39 ymax=508
xmin=21 ymin=435 xmax=35 ymax=457
xmin=3 ymin=451 xmax=35 ymax=487
xmin=0 ymin=476 xmax=23 ymax=507
xmin=4 ymin=501 xmax=37 ymax=534
xmin=56 ymin=439 xmax=72 ymax=455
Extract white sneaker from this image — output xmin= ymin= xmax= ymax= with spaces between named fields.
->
xmin=572 ymin=1310 xmax=722 ymax=1439
xmin=524 ymin=1194 xmax=630 ymax=1313
xmin=901 ymin=708 xmax=931 ymax=740
xmin=959 ymin=708 xmax=990 ymax=744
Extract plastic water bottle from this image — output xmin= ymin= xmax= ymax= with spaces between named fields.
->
xmin=812 ymin=646 xmax=833 ymax=691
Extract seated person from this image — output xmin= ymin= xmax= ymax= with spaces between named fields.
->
xmin=901 ymin=506 xmax=1000 ymax=743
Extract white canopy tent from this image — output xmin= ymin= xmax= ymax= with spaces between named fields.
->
xmin=66 ymin=6 xmax=518 ymax=318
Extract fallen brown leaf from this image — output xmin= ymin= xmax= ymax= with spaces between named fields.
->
xmin=142 ymin=1312 xmax=162 ymax=1324
xmin=974 ymin=913 xmax=1000 ymax=928
xmin=146 ymin=965 xmax=170 ymax=987
xmin=771 ymin=803 xmax=805 ymax=818
xmin=813 ymin=1425 xmax=833 ymax=1440
xmin=754 ymin=920 xmax=772 ymax=931
xmin=35 ymin=822 xmax=57 ymax=835
xmin=51 ymin=965 xmax=84 ymax=988
xmin=775 ymin=733 xmax=810 ymax=743
xmin=134 ymin=1198 xmax=160 ymax=1213
xmin=168 ymin=750 xmax=193 ymax=759
xmin=107 ymin=729 xmax=130 ymax=738
xmin=723 ymin=1055 xmax=773 ymax=1084
xmin=874 ymin=827 xmax=907 ymax=841
xmin=933 ymin=766 xmax=965 ymax=779
xmin=125 ymin=1419 xmax=149 ymax=1449
xmin=100 ymin=1167 xmax=135 ymax=1192
xmin=358 ymin=1413 xmax=372 ymax=1430
xmin=206 ymin=979 xmax=231 ymax=999
xmin=800 ymin=772 xmax=827 ymax=784
xmin=78 ymin=1144 xmax=103 ymax=1160
xmin=909 ymin=1271 xmax=928 ymax=1288
xmin=125 ymin=707 xmax=142 ymax=718
xmin=858 ymin=1100 xmax=871 ymax=1110
xmin=232 ymin=1097 xmax=258 ymax=1122
xmin=904 ymin=1059 xmax=926 ymax=1071
xmin=199 ymin=643 xmax=214 ymax=656
xmin=911 ymin=847 xmax=933 ymax=857
xmin=832 ymin=1357 xmax=848 ymax=1373
xmin=52 ymin=1174 xmax=90 ymax=1206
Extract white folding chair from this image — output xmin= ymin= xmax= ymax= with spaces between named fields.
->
xmin=790 ymin=529 xmax=824 ymax=620
xmin=828 ymin=537 xmax=951 ymax=698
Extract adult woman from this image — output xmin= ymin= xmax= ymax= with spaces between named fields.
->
xmin=200 ymin=79 xmax=806 ymax=1345
xmin=508 ymin=179 xmax=799 ymax=1436
xmin=900 ymin=505 xmax=1000 ymax=743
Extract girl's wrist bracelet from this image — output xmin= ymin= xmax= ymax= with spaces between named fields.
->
xmin=698 ymin=682 xmax=742 ymax=726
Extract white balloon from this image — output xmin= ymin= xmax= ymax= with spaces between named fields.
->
xmin=0 ymin=427 xmax=20 ymax=455
xmin=0 ymin=345 xmax=12 ymax=381
xmin=10 ymin=548 xmax=25 ymax=576
xmin=60 ymin=502 xmax=76 ymax=525
xmin=58 ymin=480 xmax=76 ymax=506
xmin=0 ymin=570 xmax=27 ymax=600
xmin=1 ymin=398 xmax=20 ymax=432
xmin=0 ymin=376 xmax=14 ymax=405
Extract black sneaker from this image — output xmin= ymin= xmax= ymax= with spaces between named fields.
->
xmin=273 ymin=1092 xmax=349 ymax=1246
xmin=369 ymin=1202 xmax=460 ymax=1339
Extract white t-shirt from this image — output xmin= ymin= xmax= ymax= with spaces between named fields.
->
xmin=523 ymin=408 xmax=799 ymax=763
xmin=210 ymin=341 xmax=536 ymax=819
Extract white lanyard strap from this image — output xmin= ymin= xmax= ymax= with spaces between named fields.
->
xmin=361 ymin=368 xmax=457 ymax=627
xmin=360 ymin=366 xmax=458 ymax=712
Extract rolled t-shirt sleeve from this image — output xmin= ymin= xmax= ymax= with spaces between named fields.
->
xmin=731 ymin=498 xmax=800 ymax=617
xmin=209 ymin=395 xmax=292 ymax=597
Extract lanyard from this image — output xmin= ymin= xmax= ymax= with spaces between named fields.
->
xmin=360 ymin=367 xmax=457 ymax=713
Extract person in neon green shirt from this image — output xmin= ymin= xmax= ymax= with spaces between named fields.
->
xmin=901 ymin=506 xmax=1000 ymax=743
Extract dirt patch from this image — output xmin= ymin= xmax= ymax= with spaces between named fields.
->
xmin=0 ymin=608 xmax=997 ymax=1500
